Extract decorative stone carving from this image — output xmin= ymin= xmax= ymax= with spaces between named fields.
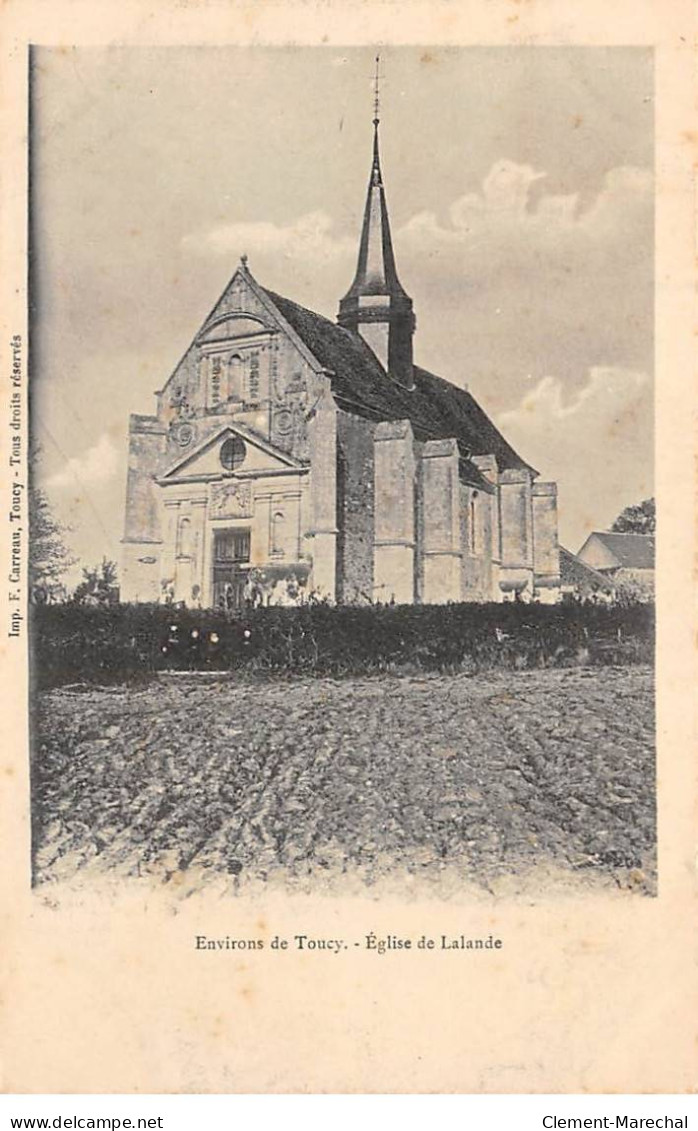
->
xmin=170 ymin=421 xmax=197 ymax=447
xmin=272 ymin=368 xmax=310 ymax=455
xmin=274 ymin=408 xmax=293 ymax=437
xmin=286 ymin=372 xmax=306 ymax=397
xmin=170 ymin=388 xmax=196 ymax=419
xmin=273 ymin=369 xmax=304 ymax=402
xmin=168 ymin=389 xmax=197 ymax=446
xmin=209 ymin=480 xmax=253 ymax=519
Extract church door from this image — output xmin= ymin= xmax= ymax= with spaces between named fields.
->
xmin=212 ymin=527 xmax=251 ymax=609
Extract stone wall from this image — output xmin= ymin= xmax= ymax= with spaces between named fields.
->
xmin=123 ymin=415 xmax=167 ymax=543
xmin=421 ymin=438 xmax=461 ymax=604
xmin=373 ymin=420 xmax=415 ymax=604
xmin=336 ymin=410 xmax=375 ymax=604
xmin=307 ymin=389 xmax=338 ymax=601
xmin=532 ymin=481 xmax=560 ymax=599
xmin=498 ymin=467 xmax=535 ymax=597
xmin=120 ymin=543 xmax=161 ymax=603
xmin=460 ymin=483 xmax=495 ymax=601
xmin=121 ymin=414 xmax=168 ymax=602
xmin=473 ymin=454 xmax=500 ymax=598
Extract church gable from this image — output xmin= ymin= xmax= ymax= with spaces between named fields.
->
xmin=156 ymin=264 xmax=332 ymax=464
xmin=160 ymin=266 xmax=322 ymax=410
xmin=158 ymin=424 xmax=304 ymax=483
xmin=159 ymin=270 xmax=278 ymax=417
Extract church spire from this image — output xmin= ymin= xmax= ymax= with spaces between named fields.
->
xmin=338 ymin=55 xmax=415 ymax=389
xmin=347 ymin=118 xmax=407 ymax=299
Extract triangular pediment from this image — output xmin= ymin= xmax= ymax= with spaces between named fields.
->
xmin=158 ymin=423 xmax=305 ymax=482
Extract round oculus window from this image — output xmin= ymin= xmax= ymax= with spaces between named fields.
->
xmin=220 ymin=435 xmax=246 ymax=471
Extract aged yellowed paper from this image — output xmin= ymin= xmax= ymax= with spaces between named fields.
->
xmin=1 ymin=0 xmax=696 ymax=1094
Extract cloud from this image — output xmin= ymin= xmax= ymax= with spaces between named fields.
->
xmin=498 ymin=367 xmax=650 ymax=428
xmin=179 ymin=161 xmax=653 ymax=396
xmin=184 ymin=161 xmax=653 ymax=267
xmin=187 ymin=159 xmax=651 ymax=266
xmin=182 ymin=210 xmax=355 ymax=266
xmin=395 ymin=161 xmax=653 ymax=414
xmin=497 ymin=367 xmax=653 ymax=552
xmin=39 ymin=432 xmax=125 ymax=584
xmin=450 ymin=160 xmax=548 ymax=226
xmin=398 ymin=161 xmax=653 ymax=256
xmin=47 ymin=432 xmax=120 ymax=492
xmin=580 ymin=165 xmax=654 ymax=236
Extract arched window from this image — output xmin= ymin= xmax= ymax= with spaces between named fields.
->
xmin=271 ymin=510 xmax=286 ymax=557
xmin=228 ymin=354 xmax=244 ymax=401
xmin=177 ymin=516 xmax=192 ymax=558
xmin=470 ymin=491 xmax=478 ymax=555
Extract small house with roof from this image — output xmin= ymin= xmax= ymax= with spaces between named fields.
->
xmin=576 ymin=532 xmax=654 ymax=598
xmin=121 ymin=111 xmax=560 ymax=608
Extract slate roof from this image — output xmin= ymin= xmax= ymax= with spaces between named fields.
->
xmin=586 ymin=532 xmax=655 ymax=570
xmin=263 ymin=288 xmax=536 ymax=486
xmin=559 ymin=547 xmax=615 ymax=592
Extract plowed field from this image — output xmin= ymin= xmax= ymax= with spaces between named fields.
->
xmin=31 ymin=666 xmax=655 ymax=897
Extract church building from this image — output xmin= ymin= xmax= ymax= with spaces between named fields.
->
xmin=121 ymin=109 xmax=560 ymax=608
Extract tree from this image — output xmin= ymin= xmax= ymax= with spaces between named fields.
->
xmin=72 ymin=558 xmax=120 ymax=606
xmin=29 ymin=485 xmax=75 ymax=603
xmin=611 ymin=497 xmax=655 ymax=535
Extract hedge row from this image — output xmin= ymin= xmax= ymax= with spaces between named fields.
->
xmin=30 ymin=600 xmax=655 ymax=688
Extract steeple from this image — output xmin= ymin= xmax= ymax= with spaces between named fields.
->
xmin=338 ymin=57 xmax=415 ymax=389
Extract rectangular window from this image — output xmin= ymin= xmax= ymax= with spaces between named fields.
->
xmin=214 ymin=528 xmax=251 ymax=563
xmin=210 ymin=356 xmax=222 ymax=405
xmin=248 ymin=352 xmax=260 ymax=403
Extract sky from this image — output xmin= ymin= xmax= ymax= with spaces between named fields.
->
xmin=30 ymin=45 xmax=654 ymax=580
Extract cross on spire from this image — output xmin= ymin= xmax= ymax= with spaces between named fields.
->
xmin=372 ymin=53 xmax=382 ymax=127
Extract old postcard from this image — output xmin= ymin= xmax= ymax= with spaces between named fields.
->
xmin=1 ymin=0 xmax=696 ymax=1095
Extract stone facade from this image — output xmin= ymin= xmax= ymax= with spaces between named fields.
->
xmin=122 ymin=122 xmax=560 ymax=608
